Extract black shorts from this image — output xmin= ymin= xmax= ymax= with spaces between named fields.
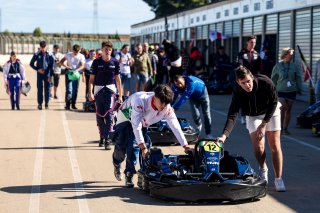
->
xmin=53 ymin=74 xmax=60 ymax=87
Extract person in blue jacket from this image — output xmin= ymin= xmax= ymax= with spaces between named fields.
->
xmin=29 ymin=41 xmax=54 ymax=110
xmin=172 ymin=75 xmax=213 ymax=138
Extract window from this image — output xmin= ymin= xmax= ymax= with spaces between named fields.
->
xmin=243 ymin=5 xmax=249 ymax=13
xmin=191 ymin=18 xmax=194 ymax=24
xmin=216 ymin=12 xmax=221 ymax=19
xmin=225 ymin=10 xmax=229 ymax=17
xmin=254 ymin=2 xmax=261 ymax=11
xmin=266 ymin=0 xmax=274 ymax=9
xmin=233 ymin=7 xmax=239 ymax=15
xmin=203 ymin=14 xmax=206 ymax=21
xmin=196 ymin=16 xmax=200 ymax=22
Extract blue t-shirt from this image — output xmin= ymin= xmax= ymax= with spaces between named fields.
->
xmin=90 ymin=57 xmax=120 ymax=86
xmin=172 ymin=75 xmax=206 ymax=110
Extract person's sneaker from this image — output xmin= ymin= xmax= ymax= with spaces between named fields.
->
xmin=125 ymin=173 xmax=134 ymax=188
xmin=206 ymin=134 xmax=214 ymax=139
xmin=45 ymin=105 xmax=49 ymax=110
xmin=65 ymin=105 xmax=70 ymax=110
xmin=258 ymin=167 xmax=269 ymax=183
xmin=274 ymin=178 xmax=286 ymax=192
xmin=98 ymin=138 xmax=104 ymax=147
xmin=241 ymin=116 xmax=246 ymax=124
xmin=113 ymin=164 xmax=122 ymax=181
xmin=71 ymin=105 xmax=78 ymax=110
xmin=104 ymin=139 xmax=112 ymax=150
xmin=54 ymin=95 xmax=58 ymax=99
xmin=38 ymin=105 xmax=42 ymax=110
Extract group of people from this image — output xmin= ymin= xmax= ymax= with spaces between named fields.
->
xmin=6 ymin=35 xmax=320 ymax=194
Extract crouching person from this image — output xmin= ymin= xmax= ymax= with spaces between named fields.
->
xmin=112 ymin=84 xmax=191 ymax=188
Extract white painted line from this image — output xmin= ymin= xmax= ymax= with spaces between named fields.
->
xmin=282 ymin=135 xmax=320 ymax=151
xmin=59 ymin=91 xmax=90 ymax=213
xmin=29 ymin=110 xmax=46 ymax=213
xmin=212 ymin=109 xmax=320 ymax=152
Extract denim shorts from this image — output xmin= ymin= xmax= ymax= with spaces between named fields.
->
xmin=120 ymin=72 xmax=131 ymax=90
xmin=134 ymin=73 xmax=149 ymax=84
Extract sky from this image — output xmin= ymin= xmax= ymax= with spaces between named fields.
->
xmin=0 ymin=0 xmax=155 ymax=35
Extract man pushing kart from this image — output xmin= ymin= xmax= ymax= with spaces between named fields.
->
xmin=112 ymin=84 xmax=192 ymax=187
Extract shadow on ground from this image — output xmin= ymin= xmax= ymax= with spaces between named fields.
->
xmin=0 ymin=181 xmax=261 ymax=206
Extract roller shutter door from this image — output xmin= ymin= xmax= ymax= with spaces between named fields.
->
xmin=233 ymin=20 xmax=241 ymax=36
xmin=266 ymin=14 xmax=278 ymax=34
xmin=278 ymin=12 xmax=292 ymax=60
xmin=295 ymin=9 xmax=311 ymax=101
xmin=224 ymin=21 xmax=232 ymax=37
xmin=253 ymin=16 xmax=263 ymax=35
xmin=243 ymin=18 xmax=253 ymax=36
xmin=312 ymin=7 xmax=320 ymax=84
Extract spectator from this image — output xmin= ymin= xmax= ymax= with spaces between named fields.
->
xmin=133 ymin=44 xmax=152 ymax=92
xmin=271 ymin=47 xmax=302 ymax=135
xmin=52 ymin=44 xmax=64 ymax=99
xmin=115 ymin=44 xmax=134 ymax=97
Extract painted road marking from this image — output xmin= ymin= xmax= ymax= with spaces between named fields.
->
xmin=29 ymin=110 xmax=46 ymax=213
xmin=59 ymin=92 xmax=90 ymax=213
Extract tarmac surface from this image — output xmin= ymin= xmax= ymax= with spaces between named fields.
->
xmin=0 ymin=65 xmax=319 ymax=213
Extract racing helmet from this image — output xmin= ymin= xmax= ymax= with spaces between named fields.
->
xmin=68 ymin=70 xmax=81 ymax=81
xmin=21 ymin=80 xmax=31 ymax=94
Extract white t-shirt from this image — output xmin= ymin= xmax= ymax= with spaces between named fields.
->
xmin=117 ymin=92 xmax=188 ymax=147
xmin=53 ymin=52 xmax=64 ymax=74
xmin=115 ymin=52 xmax=131 ymax=74
xmin=65 ymin=52 xmax=86 ymax=70
xmin=85 ymin=58 xmax=94 ymax=72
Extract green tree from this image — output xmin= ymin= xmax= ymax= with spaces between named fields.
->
xmin=33 ymin=27 xmax=42 ymax=37
xmin=3 ymin=29 xmax=11 ymax=36
xmin=142 ymin=0 xmax=212 ymax=18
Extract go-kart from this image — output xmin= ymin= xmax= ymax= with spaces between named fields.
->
xmin=312 ymin=119 xmax=320 ymax=136
xmin=148 ymin=118 xmax=198 ymax=145
xmin=296 ymin=101 xmax=320 ymax=128
xmin=137 ymin=139 xmax=267 ymax=202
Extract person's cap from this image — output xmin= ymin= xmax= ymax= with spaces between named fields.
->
xmin=281 ymin=47 xmax=294 ymax=59
xmin=53 ymin=44 xmax=59 ymax=49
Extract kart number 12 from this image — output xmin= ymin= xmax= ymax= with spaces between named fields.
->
xmin=204 ymin=142 xmax=220 ymax=152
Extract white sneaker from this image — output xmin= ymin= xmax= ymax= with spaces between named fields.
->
xmin=258 ymin=167 xmax=269 ymax=183
xmin=240 ymin=116 xmax=246 ymax=125
xmin=206 ymin=134 xmax=214 ymax=139
xmin=274 ymin=178 xmax=286 ymax=192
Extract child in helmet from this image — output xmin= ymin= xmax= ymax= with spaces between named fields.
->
xmin=3 ymin=51 xmax=27 ymax=110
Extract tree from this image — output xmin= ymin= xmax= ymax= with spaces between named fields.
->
xmin=33 ymin=27 xmax=42 ymax=37
xmin=142 ymin=0 xmax=212 ymax=18
xmin=3 ymin=29 xmax=11 ymax=36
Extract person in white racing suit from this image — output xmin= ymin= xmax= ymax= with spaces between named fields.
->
xmin=112 ymin=84 xmax=191 ymax=187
